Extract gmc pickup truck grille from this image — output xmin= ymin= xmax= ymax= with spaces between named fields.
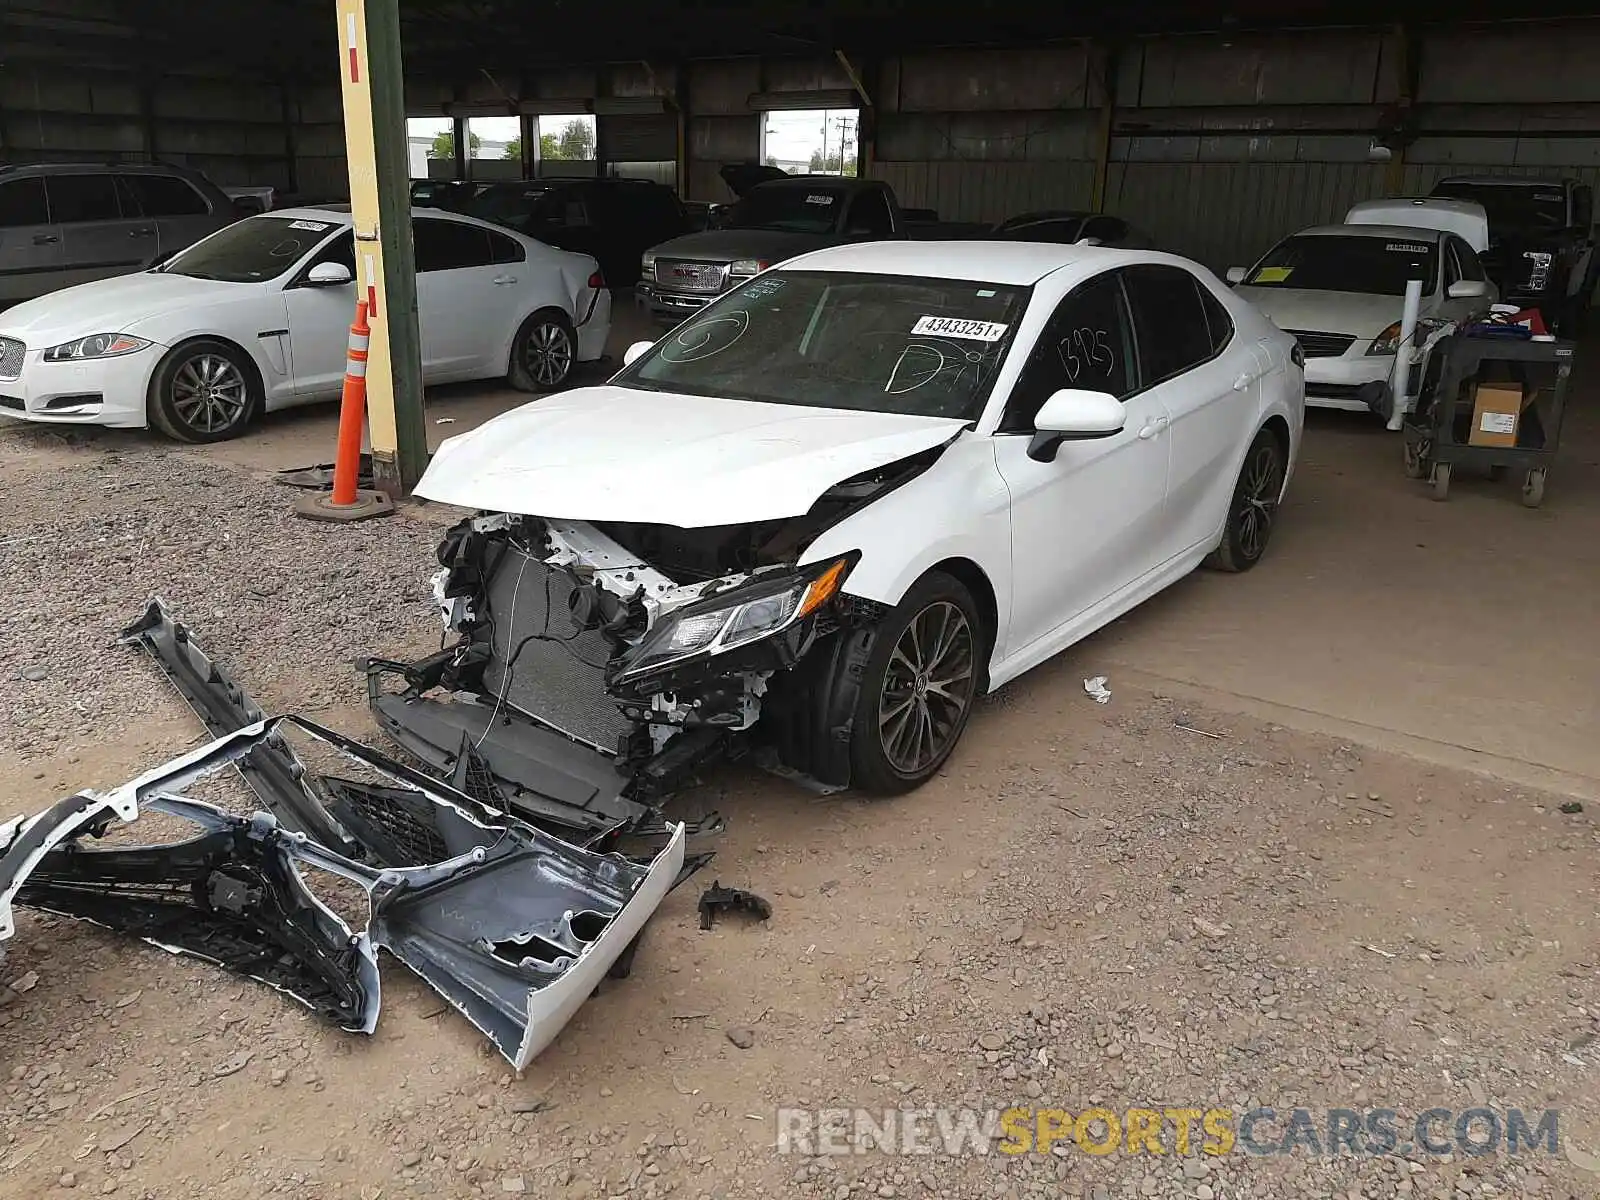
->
xmin=656 ymin=260 xmax=727 ymax=294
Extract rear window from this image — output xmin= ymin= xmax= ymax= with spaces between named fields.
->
xmin=1431 ymin=181 xmax=1567 ymax=232
xmin=1245 ymin=234 xmax=1437 ymax=297
xmin=727 ymin=187 xmax=850 ymax=234
xmin=467 ymin=183 xmax=555 ymax=228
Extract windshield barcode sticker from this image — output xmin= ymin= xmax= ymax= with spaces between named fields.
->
xmin=1385 ymin=242 xmax=1430 ymax=254
xmin=912 ymin=316 xmax=1009 ymax=342
xmin=805 ymin=194 xmax=836 ymax=205
xmin=288 ymin=220 xmax=331 ymax=232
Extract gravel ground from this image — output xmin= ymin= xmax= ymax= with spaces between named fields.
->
xmin=1 ymin=421 xmax=1597 ymax=1200
xmin=0 ymin=426 xmax=451 ymax=764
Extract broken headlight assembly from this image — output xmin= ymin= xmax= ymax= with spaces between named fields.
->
xmin=618 ymin=555 xmax=855 ymax=681
xmin=42 ymin=333 xmax=153 ymax=362
xmin=1366 ymin=316 xmax=1450 ymax=356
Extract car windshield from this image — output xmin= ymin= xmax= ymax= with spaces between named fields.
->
xmin=160 ymin=214 xmax=338 ymax=282
xmin=618 ymin=270 xmax=1030 ymax=420
xmin=726 ymin=187 xmax=849 ymax=233
xmin=468 ymin=183 xmax=555 ymax=227
xmin=1432 ymin=182 xmax=1567 ymax=231
xmin=1245 ymin=234 xmax=1438 ymax=296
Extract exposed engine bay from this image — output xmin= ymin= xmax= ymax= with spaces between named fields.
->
xmin=368 ymin=446 xmax=943 ymax=804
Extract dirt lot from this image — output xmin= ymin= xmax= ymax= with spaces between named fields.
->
xmin=1 ymin=423 xmax=1598 ymax=1200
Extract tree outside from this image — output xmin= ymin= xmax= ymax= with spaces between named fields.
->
xmin=808 ymin=145 xmax=858 ymax=176
xmin=428 ymin=129 xmax=480 ymax=159
xmin=540 ymin=119 xmax=596 ymax=161
xmin=503 ymin=136 xmax=522 ymax=161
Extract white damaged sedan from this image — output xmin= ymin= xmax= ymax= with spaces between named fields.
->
xmin=0 ymin=205 xmax=610 ymax=441
xmin=398 ymin=241 xmax=1304 ymax=797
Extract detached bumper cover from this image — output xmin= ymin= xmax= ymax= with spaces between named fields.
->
xmin=1 ymin=602 xmax=706 ymax=1070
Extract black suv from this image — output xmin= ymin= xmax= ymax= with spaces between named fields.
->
xmin=1430 ymin=176 xmax=1597 ymax=331
xmin=466 ymin=177 xmax=689 ymax=286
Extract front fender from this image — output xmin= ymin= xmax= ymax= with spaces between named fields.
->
xmin=797 ymin=437 xmax=1013 ymax=656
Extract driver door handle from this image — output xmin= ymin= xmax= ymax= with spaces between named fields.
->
xmin=492 ymin=274 xmax=517 ymax=286
xmin=1137 ymin=416 xmax=1169 ymax=440
xmin=1234 ymin=370 xmax=1263 ymax=391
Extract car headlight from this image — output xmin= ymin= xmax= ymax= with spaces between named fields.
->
xmin=43 ymin=334 xmax=152 ymax=362
xmin=620 ymin=556 xmax=854 ymax=679
xmin=729 ymin=258 xmax=770 ymax=278
xmin=641 ymin=251 xmax=657 ymax=282
xmin=1366 ymin=317 xmax=1450 ymax=356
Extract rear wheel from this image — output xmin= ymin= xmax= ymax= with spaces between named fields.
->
xmin=849 ymin=572 xmax=984 ymax=795
xmin=1205 ymin=428 xmax=1285 ymax=573
xmin=147 ymin=339 xmax=260 ymax=443
xmin=507 ymin=309 xmax=576 ymax=392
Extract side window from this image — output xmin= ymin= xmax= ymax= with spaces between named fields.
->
xmin=1122 ymin=264 xmax=1216 ymax=385
xmin=1443 ymin=241 xmax=1463 ymax=288
xmin=1452 ymin=237 xmax=1487 ymax=283
xmin=845 ymin=189 xmax=894 ymax=236
xmin=120 ymin=173 xmax=210 ymax=217
xmin=1000 ymin=272 xmax=1136 ymax=433
xmin=1194 ymin=279 xmax=1235 ymax=355
xmin=44 ymin=174 xmax=123 ymax=224
xmin=307 ymin=230 xmax=356 ymax=274
xmin=0 ymin=177 xmax=49 ymax=227
xmin=487 ymin=228 xmax=524 ymax=265
xmin=411 ymin=218 xmax=493 ymax=272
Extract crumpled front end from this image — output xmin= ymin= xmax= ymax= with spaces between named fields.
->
xmin=382 ymin=506 xmax=895 ymax=799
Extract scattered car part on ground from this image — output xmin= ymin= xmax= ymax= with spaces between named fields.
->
xmin=412 ymin=240 xmax=1303 ymax=798
xmin=274 ymin=455 xmax=376 ymax=492
xmin=697 ymin=881 xmax=772 ymax=930
xmin=1 ymin=716 xmax=695 ymax=1070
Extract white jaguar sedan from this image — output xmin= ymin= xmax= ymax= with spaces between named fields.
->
xmin=401 ymin=241 xmax=1305 ymax=796
xmin=0 ymin=205 xmax=610 ymax=442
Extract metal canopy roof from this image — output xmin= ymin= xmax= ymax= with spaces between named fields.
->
xmin=5 ymin=2 xmax=1597 ymax=80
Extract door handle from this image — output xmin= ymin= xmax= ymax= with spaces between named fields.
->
xmin=1136 ymin=416 xmax=1169 ymax=440
xmin=492 ymin=274 xmax=517 ymax=286
xmin=1233 ymin=371 xmax=1262 ymax=391
xmin=129 ymin=228 xmax=155 ymax=239
xmin=33 ymin=233 xmax=59 ymax=245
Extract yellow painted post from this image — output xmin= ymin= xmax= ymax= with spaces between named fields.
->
xmin=335 ymin=0 xmax=427 ymax=497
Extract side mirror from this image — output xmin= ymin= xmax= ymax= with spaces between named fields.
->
xmin=1028 ymin=388 xmax=1125 ymax=462
xmin=1074 ymin=235 xmax=1104 ymax=247
xmin=1447 ymin=279 xmax=1489 ymax=300
xmin=622 ymin=340 xmax=654 ymax=367
xmin=1226 ymin=266 xmax=1248 ymax=285
xmin=305 ymin=261 xmax=354 ymax=287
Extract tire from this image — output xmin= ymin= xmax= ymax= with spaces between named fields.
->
xmin=848 ymin=571 xmax=985 ymax=795
xmin=1204 ymin=428 xmax=1286 ymax=573
xmin=507 ymin=308 xmax=577 ymax=392
xmin=1429 ymin=461 xmax=1452 ymax=501
xmin=147 ymin=339 xmax=260 ymax=443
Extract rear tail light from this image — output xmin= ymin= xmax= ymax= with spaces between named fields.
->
xmin=587 ymin=270 xmax=605 ymax=289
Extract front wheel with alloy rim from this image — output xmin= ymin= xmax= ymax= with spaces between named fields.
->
xmin=850 ymin=572 xmax=985 ymax=794
xmin=507 ymin=309 xmax=576 ymax=392
xmin=147 ymin=340 xmax=260 ymax=443
xmin=1205 ymin=427 xmax=1286 ymax=572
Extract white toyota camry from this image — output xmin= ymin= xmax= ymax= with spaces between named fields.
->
xmin=0 ymin=205 xmax=610 ymax=441
xmin=384 ymin=241 xmax=1304 ymax=799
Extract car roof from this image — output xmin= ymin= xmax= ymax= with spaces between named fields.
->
xmin=780 ymin=240 xmax=1177 ymax=286
xmin=1292 ymin=224 xmax=1446 ymax=242
xmin=0 ymin=160 xmax=207 ymax=178
xmin=1436 ymin=175 xmax=1573 ymax=188
xmin=271 ymin=204 xmax=528 ymax=235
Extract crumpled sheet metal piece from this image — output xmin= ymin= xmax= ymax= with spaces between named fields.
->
xmin=2 ymin=719 xmax=688 ymax=1070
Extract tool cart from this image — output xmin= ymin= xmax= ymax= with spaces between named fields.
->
xmin=1402 ymin=331 xmax=1576 ymax=506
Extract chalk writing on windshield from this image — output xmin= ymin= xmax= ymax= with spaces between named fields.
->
xmin=885 ymin=338 xmax=994 ymax=396
xmin=658 ymin=311 xmax=750 ymax=363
